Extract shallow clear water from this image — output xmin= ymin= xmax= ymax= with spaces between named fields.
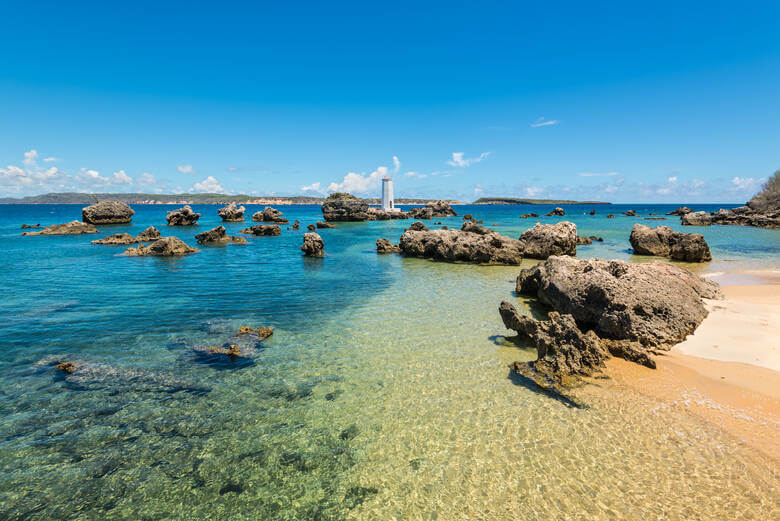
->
xmin=1 ymin=203 xmax=778 ymax=520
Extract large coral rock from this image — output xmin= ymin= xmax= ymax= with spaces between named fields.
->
xmin=515 ymin=256 xmax=721 ymax=348
xmin=376 ymin=238 xmax=400 ymax=253
xmin=82 ymin=201 xmax=134 ymax=224
xmin=321 ymin=193 xmax=370 ymax=221
xmin=681 ymin=211 xmax=712 ymax=226
xmin=301 ymin=232 xmax=324 ymax=257
xmin=241 ymin=224 xmax=281 ymax=236
xmin=517 ymin=222 xmax=577 ymax=259
xmin=629 ymin=224 xmax=712 ymax=262
xmin=399 ymin=222 xmax=524 ymax=264
xmin=545 ymin=207 xmax=565 ymax=216
xmin=195 ymin=225 xmax=247 ymax=245
xmin=253 ymin=206 xmax=289 ymax=223
xmin=408 ymin=200 xmax=457 ymax=219
xmin=218 ymin=202 xmax=246 ymax=222
xmin=667 ymin=206 xmax=692 ymax=216
xmin=123 ymin=236 xmax=199 ymax=256
xmin=22 ymin=221 xmax=98 ymax=236
xmin=166 ymin=205 xmax=201 ymax=225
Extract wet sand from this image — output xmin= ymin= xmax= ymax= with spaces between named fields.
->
xmin=606 ymin=279 xmax=780 ymax=462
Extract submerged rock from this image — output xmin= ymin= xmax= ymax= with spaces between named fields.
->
xmin=545 ymin=207 xmax=565 ymax=216
xmin=623 ymin=210 xmax=637 ymax=217
xmin=321 ymin=193 xmax=370 ymax=221
xmin=606 ymin=214 xmax=615 ymax=219
xmin=123 ymin=236 xmax=199 ymax=256
xmin=316 ymin=221 xmax=337 ymax=229
xmin=576 ymin=236 xmax=592 ymax=245
xmin=23 ymin=221 xmax=98 ymax=236
xmin=241 ymin=224 xmax=281 ymax=236
xmin=667 ymin=206 xmax=692 ymax=216
xmin=237 ymin=326 xmax=273 ymax=339
xmin=517 ymin=222 xmax=577 ymax=259
xmin=301 ymin=232 xmax=325 ymax=257
xmin=645 ymin=217 xmax=667 ymax=220
xmin=515 ymin=256 xmax=721 ymax=349
xmin=253 ymin=206 xmax=289 ymax=223
xmin=681 ymin=211 xmax=712 ymax=226
xmin=20 ymin=224 xmax=40 ymax=229
xmin=376 ymin=238 xmax=401 ymax=253
xmin=399 ymin=222 xmax=524 ymax=264
xmin=217 ymin=202 xmax=246 ymax=222
xmin=195 ymin=225 xmax=247 ymax=245
xmin=92 ymin=226 xmax=161 ymax=245
xmin=589 ymin=209 xmax=596 ymax=215
xmin=629 ymin=224 xmax=712 ymax=262
xmin=166 ymin=205 xmax=201 ymax=225
xmin=307 ymin=224 xmax=316 ymax=231
xmin=82 ymin=201 xmax=134 ymax=224
xmin=292 ymin=220 xmax=300 ymax=230
xmin=519 ymin=213 xmax=539 ymax=218
xmin=408 ymin=200 xmax=457 ymax=219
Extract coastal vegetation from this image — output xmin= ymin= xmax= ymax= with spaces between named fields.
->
xmin=473 ymin=197 xmax=610 ymax=205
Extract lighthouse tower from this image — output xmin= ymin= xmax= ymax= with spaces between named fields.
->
xmin=381 ymin=176 xmax=396 ymax=211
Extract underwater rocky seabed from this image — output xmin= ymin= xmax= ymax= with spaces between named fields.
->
xmin=1 ymin=204 xmax=778 ymax=520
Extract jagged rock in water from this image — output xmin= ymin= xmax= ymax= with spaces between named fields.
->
xmin=589 ymin=236 xmax=604 ymax=242
xmin=577 ymin=236 xmax=592 ymax=245
xmin=241 ymin=224 xmax=281 ymax=236
xmin=218 ymin=202 xmax=245 ymax=222
xmin=35 ymin=356 xmax=207 ymax=393
xmin=20 ymin=224 xmax=40 ymax=229
xmin=292 ymin=220 xmax=300 ymax=230
xmin=545 ymin=207 xmax=565 ymax=216
xmin=166 ymin=205 xmax=201 ymax=225
xmin=307 ymin=224 xmax=316 ymax=231
xmin=237 ymin=326 xmax=273 ymax=339
xmin=623 ymin=210 xmax=637 ymax=217
xmin=681 ymin=211 xmax=712 ymax=226
xmin=316 ymin=221 xmax=337 ymax=229
xmin=376 ymin=238 xmax=401 ymax=253
xmin=462 ymin=214 xmax=474 ymax=221
xmin=668 ymin=206 xmax=692 ymax=216
xmin=519 ymin=213 xmax=539 ymax=218
xmin=629 ymin=224 xmax=712 ymax=262
xmin=195 ymin=225 xmax=247 ymax=245
xmin=136 ymin=226 xmax=161 ymax=242
xmin=92 ymin=233 xmax=137 ymax=245
xmin=589 ymin=210 xmax=595 ymax=215
xmin=301 ymin=232 xmax=324 ymax=257
xmin=82 ymin=201 xmax=134 ymax=224
xmin=517 ymin=222 xmax=577 ymax=259
xmin=366 ymin=207 xmax=410 ymax=220
xmin=321 ymin=193 xmax=370 ymax=221
xmin=253 ymin=206 xmax=289 ymax=223
xmin=407 ymin=221 xmax=428 ymax=232
xmin=515 ymin=256 xmax=721 ymax=349
xmin=710 ymin=207 xmax=780 ymax=228
xmin=123 ymin=236 xmax=199 ymax=256
xmin=23 ymin=221 xmax=98 ymax=236
xmin=398 ymin=222 xmax=524 ymax=264
xmin=408 ymin=200 xmax=457 ymax=219
xmin=607 ymin=214 xmax=615 ymax=219
xmin=645 ymin=217 xmax=667 ymax=220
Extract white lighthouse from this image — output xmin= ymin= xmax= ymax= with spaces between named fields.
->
xmin=381 ymin=176 xmax=396 ymax=211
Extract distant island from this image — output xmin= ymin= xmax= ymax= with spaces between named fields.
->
xmin=473 ymin=197 xmax=611 ymax=205
xmin=0 ymin=192 xmax=462 ymax=205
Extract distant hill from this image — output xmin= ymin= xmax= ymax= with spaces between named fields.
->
xmin=0 ymin=192 xmax=462 ymax=205
xmin=472 ymin=197 xmax=611 ymax=205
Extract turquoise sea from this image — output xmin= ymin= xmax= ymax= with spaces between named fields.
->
xmin=1 ymin=203 xmax=778 ymax=520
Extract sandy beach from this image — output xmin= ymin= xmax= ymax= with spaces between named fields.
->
xmin=607 ymin=277 xmax=780 ymax=462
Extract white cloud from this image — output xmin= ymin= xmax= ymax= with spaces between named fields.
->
xmin=668 ymin=176 xmax=678 ymax=183
xmin=177 ymin=164 xmax=196 ymax=175
xmin=731 ymin=176 xmax=764 ymax=191
xmin=191 ymin=176 xmax=224 ymax=193
xmin=111 ymin=170 xmax=133 ymax=185
xmin=524 ymin=187 xmax=544 ymax=197
xmin=76 ymin=168 xmax=110 ymax=185
xmin=23 ymin=149 xmax=38 ymax=166
xmin=578 ymin=172 xmax=619 ymax=177
xmin=43 ymin=156 xmax=58 ymax=163
xmin=392 ymin=156 xmax=401 ymax=174
xmin=137 ymin=172 xmax=157 ymax=186
xmin=656 ymin=187 xmax=672 ymax=195
xmin=328 ymin=166 xmax=388 ymax=193
xmin=474 ymin=184 xmax=484 ymax=196
xmin=530 ymin=117 xmax=559 ymax=128
xmin=692 ymin=179 xmax=705 ymax=188
xmin=604 ymin=185 xmax=619 ymax=194
xmin=405 ymin=171 xmax=427 ymax=179
xmin=447 ymin=151 xmax=491 ymax=167
xmin=301 ymin=182 xmax=324 ymax=193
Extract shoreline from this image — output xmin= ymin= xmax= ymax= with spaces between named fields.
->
xmin=606 ymin=281 xmax=780 ymax=462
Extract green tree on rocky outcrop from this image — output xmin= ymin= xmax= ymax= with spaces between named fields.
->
xmin=747 ymin=170 xmax=779 ymax=213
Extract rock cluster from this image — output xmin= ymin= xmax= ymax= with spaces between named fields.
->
xmin=681 ymin=211 xmax=711 ymax=226
xmin=519 ymin=213 xmax=539 ymax=218
xmin=502 ymin=256 xmax=722 ymax=390
xmin=217 ymin=202 xmax=246 ymax=222
xmin=366 ymin=207 xmax=410 ymax=220
xmin=667 ymin=206 xmax=692 ymax=216
xmin=399 ymin=222 xmax=524 ymax=264
xmin=623 ymin=210 xmax=637 ymax=217
xmin=22 ymin=221 xmax=98 ymax=236
xmin=301 ymin=232 xmax=324 ymax=257
xmin=123 ymin=236 xmax=199 ymax=256
xmin=545 ymin=207 xmax=565 ymax=216
xmin=190 ymin=326 xmax=273 ymax=365
xmin=92 ymin=226 xmax=161 ymax=245
xmin=20 ymin=224 xmax=40 ymax=229
xmin=321 ymin=193 xmax=370 ymax=221
xmin=709 ymin=206 xmax=779 ymax=228
xmin=316 ymin=221 xmax=337 ymax=229
xmin=195 ymin=225 xmax=247 ymax=245
xmin=253 ymin=206 xmax=288 ymax=223
xmin=376 ymin=238 xmax=401 ymax=253
xmin=408 ymin=200 xmax=457 ymax=219
xmin=166 ymin=205 xmax=201 ymax=225
xmin=82 ymin=201 xmax=135 ymax=224
xmin=241 ymin=224 xmax=281 ymax=236
xmin=629 ymin=224 xmax=712 ymax=262
xmin=292 ymin=220 xmax=300 ymax=230
xmin=517 ymin=222 xmax=577 ymax=259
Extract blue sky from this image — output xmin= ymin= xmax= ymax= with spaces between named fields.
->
xmin=1 ymin=1 xmax=778 ymax=202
